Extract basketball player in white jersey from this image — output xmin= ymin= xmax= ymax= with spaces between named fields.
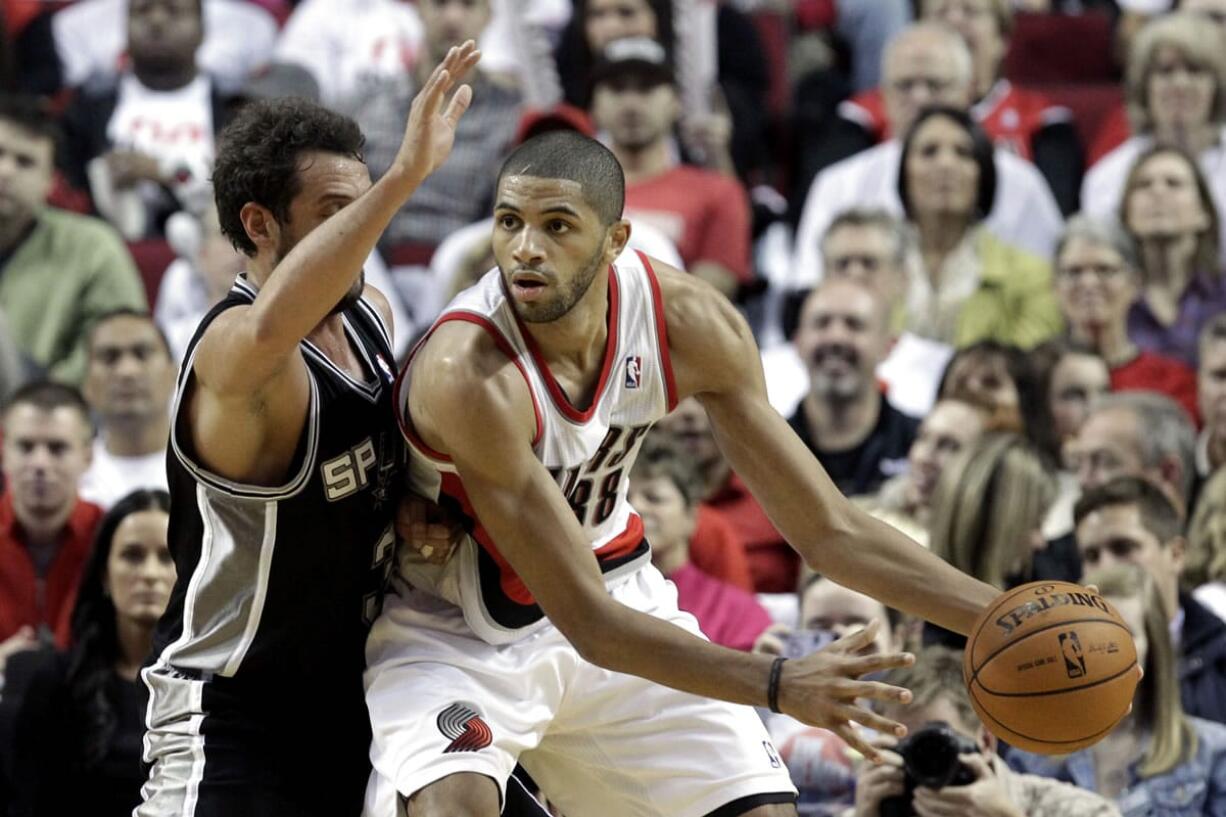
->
xmin=365 ymin=131 xmax=1004 ymax=817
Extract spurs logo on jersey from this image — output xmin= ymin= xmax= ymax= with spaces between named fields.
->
xmin=394 ymin=250 xmax=678 ymax=645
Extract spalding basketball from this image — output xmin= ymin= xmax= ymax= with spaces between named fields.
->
xmin=963 ymin=581 xmax=1139 ymax=755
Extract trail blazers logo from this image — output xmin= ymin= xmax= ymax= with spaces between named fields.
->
xmin=437 ymin=702 xmax=493 ymax=753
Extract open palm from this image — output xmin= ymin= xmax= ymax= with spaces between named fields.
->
xmin=395 ymin=40 xmax=482 ymax=185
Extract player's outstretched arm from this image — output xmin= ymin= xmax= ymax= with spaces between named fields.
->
xmin=408 ymin=322 xmax=915 ymax=761
xmin=197 ymin=42 xmax=480 ymax=397
xmin=657 ymin=263 xmax=1000 ymax=636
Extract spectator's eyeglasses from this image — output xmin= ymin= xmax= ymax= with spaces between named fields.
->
xmin=1056 ymin=264 xmax=1126 ymax=283
xmin=890 ymin=77 xmax=954 ymax=97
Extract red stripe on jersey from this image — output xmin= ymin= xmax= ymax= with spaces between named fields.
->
xmin=638 ymin=252 xmax=678 ymax=412
xmin=511 ymin=268 xmax=621 ymax=423
xmin=392 ymin=311 xmax=545 ymax=463
xmin=440 ymin=472 xmax=646 ymax=607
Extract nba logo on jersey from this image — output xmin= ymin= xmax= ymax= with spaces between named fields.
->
xmin=625 ymin=355 xmax=643 ymax=389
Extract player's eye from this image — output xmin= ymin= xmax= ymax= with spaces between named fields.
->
xmin=548 ymin=220 xmax=570 ymax=234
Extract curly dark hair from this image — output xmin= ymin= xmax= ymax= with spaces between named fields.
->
xmin=212 ymin=97 xmax=365 ymax=256
xmin=66 ymin=489 xmax=171 ymax=768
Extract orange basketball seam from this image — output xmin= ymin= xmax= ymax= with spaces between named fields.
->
xmin=975 ymin=660 xmax=1138 ymax=697
xmin=969 ymin=682 xmax=1130 ymax=747
xmin=968 ymin=618 xmax=1131 ymax=685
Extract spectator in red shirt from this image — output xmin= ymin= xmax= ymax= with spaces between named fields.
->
xmin=588 ymin=37 xmax=752 ymax=299
xmin=0 ymin=382 xmax=103 ymax=674
xmin=1053 ymin=213 xmax=1200 ymax=423
xmin=654 ymin=396 xmax=799 ymax=593
xmin=627 ymin=439 xmax=771 ymax=652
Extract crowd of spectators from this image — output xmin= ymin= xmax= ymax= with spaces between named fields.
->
xmin=4 ymin=0 xmax=1226 ymax=815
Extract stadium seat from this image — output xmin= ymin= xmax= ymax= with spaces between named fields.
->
xmin=1003 ymin=12 xmax=1117 ymax=85
xmin=125 ymin=239 xmax=175 ymax=306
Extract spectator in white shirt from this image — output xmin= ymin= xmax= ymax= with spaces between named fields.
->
xmin=78 ymin=311 xmax=175 ymax=509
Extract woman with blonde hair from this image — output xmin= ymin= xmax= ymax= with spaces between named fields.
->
xmin=1082 ymin=12 xmax=1226 ymax=268
xmin=1010 ymin=563 xmax=1226 ymax=814
xmin=1186 ymin=467 xmax=1226 ymax=622
xmin=928 ymin=432 xmax=1057 ymax=591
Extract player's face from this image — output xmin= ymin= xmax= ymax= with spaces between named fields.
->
xmin=1055 ymin=237 xmax=1138 ymax=333
xmin=0 ymin=120 xmax=53 ymax=232
xmin=1048 ymin=353 xmax=1111 ymax=450
xmin=585 ymin=0 xmax=658 ymax=53
xmin=800 ymin=579 xmax=894 ymax=654
xmin=1146 ymin=45 xmax=1217 ymax=134
xmin=591 ymin=77 xmax=679 ymax=152
xmin=1199 ymin=340 xmax=1226 ymax=437
xmin=629 ymin=474 xmax=695 ymax=558
xmin=279 ymin=151 xmax=373 ymax=314
xmin=2 ymin=406 xmax=92 ymax=518
xmin=85 ymin=316 xmax=176 ymax=425
xmin=418 ymin=0 xmax=491 ymax=62
xmin=882 ymin=38 xmax=971 ymax=135
xmin=1123 ymin=152 xmax=1211 ymax=242
xmin=794 ymin=283 xmax=890 ymax=402
xmin=903 ymin=115 xmax=980 ymax=220
xmin=128 ymin=0 xmax=203 ymax=69
xmin=493 ymin=174 xmax=620 ymax=323
xmin=105 ymin=509 xmax=175 ymax=628
xmin=1068 ymin=409 xmax=1148 ymax=493
xmin=821 ymin=224 xmax=906 ymax=304
xmin=907 ymin=400 xmax=986 ymax=509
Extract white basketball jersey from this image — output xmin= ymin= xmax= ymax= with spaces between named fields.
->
xmin=394 ymin=250 xmax=678 ymax=644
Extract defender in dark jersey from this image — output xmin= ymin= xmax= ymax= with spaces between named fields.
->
xmin=135 ymin=45 xmax=492 ymax=817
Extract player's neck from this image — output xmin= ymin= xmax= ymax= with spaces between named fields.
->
xmin=802 ymin=387 xmax=880 ymax=451
xmin=614 ymin=139 xmax=673 ymax=185
xmin=522 ymin=270 xmax=611 ymax=371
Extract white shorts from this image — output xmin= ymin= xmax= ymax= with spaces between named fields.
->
xmin=362 ymin=565 xmax=797 ymax=817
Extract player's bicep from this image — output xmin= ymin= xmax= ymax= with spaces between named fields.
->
xmin=193 ymin=307 xmax=301 ymax=398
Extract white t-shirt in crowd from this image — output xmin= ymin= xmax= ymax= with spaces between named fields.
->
xmin=53 ymin=0 xmax=277 ymax=94
xmin=791 ymin=140 xmax=1063 ymax=290
xmin=79 ymin=437 xmax=169 ymax=510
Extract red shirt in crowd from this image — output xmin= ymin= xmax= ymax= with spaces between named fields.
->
xmin=667 ymin=562 xmax=773 ymax=652
xmin=840 ymin=79 xmax=1068 ymax=162
xmin=624 ymin=166 xmax=753 ymax=283
xmin=689 ymin=504 xmax=755 ymax=593
xmin=704 ymin=472 xmax=799 ymax=594
xmin=0 ymin=491 xmax=104 ymax=649
xmin=1111 ymin=350 xmax=1200 ymax=426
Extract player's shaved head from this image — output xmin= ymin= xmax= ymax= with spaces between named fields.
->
xmin=496 ymin=131 xmax=626 ymax=225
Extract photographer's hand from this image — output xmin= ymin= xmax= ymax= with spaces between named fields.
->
xmin=853 ymin=736 xmax=904 ymax=817
xmin=913 ymin=754 xmax=1023 ymax=817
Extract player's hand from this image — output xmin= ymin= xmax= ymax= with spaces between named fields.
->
xmin=751 ymin=622 xmax=792 ymax=656
xmin=913 ymin=754 xmax=1023 ymax=817
xmin=777 ymin=620 xmax=914 ymax=763
xmin=396 ymin=494 xmax=464 ymax=566
xmin=853 ymin=735 xmax=905 ymax=817
xmin=394 ymin=40 xmax=481 ymax=186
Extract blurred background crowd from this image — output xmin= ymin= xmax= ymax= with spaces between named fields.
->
xmin=1 ymin=0 xmax=1226 ymax=815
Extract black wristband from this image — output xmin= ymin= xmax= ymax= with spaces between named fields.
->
xmin=767 ymin=656 xmax=787 ymax=714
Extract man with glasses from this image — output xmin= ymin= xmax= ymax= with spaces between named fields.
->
xmin=1075 ymin=475 xmax=1226 ymax=723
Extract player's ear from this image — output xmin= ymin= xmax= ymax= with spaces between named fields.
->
xmin=605 ymin=218 xmax=631 ymax=261
xmin=239 ymin=203 xmax=282 ymax=257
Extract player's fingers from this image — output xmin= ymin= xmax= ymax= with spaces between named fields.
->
xmin=443 ymin=84 xmax=474 ymax=129
xmin=834 ymin=703 xmax=908 ymax=738
xmin=842 ymin=650 xmax=916 ymax=677
xmin=829 ymin=620 xmax=879 ymax=653
xmin=837 ymin=679 xmax=912 ymax=704
xmin=832 ymin=722 xmax=881 ymax=765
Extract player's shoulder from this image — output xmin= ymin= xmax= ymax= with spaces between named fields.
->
xmin=361 ymin=284 xmax=394 ymax=334
xmin=649 ymin=258 xmax=756 ymax=384
xmin=411 ymin=319 xmax=528 ymax=408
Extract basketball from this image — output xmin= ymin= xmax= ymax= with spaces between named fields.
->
xmin=963 ymin=581 xmax=1139 ymax=755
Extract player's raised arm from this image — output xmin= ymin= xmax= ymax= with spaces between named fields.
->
xmin=657 ymin=263 xmax=1000 ymax=636
xmin=196 ymin=42 xmax=480 ymax=396
xmin=408 ymin=320 xmax=916 ymax=760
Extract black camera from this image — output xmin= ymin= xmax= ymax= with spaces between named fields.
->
xmin=878 ymin=722 xmax=979 ymax=817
